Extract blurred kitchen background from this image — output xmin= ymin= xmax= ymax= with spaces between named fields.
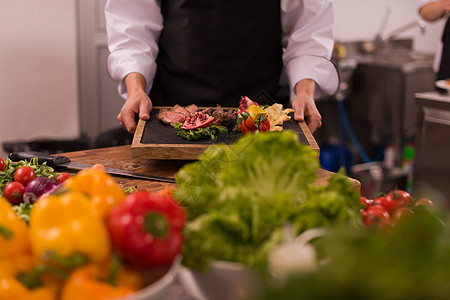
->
xmin=0 ymin=0 xmax=448 ymax=201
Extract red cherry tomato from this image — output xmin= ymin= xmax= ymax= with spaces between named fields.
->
xmin=392 ymin=206 xmax=414 ymax=224
xmin=0 ymin=157 xmax=5 ymax=171
xmin=383 ymin=190 xmax=412 ymax=213
xmin=413 ymin=198 xmax=435 ymax=210
xmin=3 ymin=181 xmax=25 ymax=205
xmin=91 ymin=163 xmax=105 ymax=172
xmin=56 ymin=172 xmax=72 ymax=184
xmin=157 ymin=186 xmax=176 ymax=198
xmin=373 ymin=195 xmax=385 ymax=205
xmin=258 ymin=117 xmax=270 ymax=132
xmin=362 ymin=204 xmax=392 ymax=229
xmin=360 ymin=196 xmax=372 ymax=208
xmin=240 ymin=120 xmax=250 ymax=134
xmin=14 ymin=166 xmax=35 ymax=186
xmin=245 ymin=117 xmax=257 ymax=132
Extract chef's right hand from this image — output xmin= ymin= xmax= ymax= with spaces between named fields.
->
xmin=118 ymin=73 xmax=153 ymax=134
xmin=442 ymin=0 xmax=450 ymax=12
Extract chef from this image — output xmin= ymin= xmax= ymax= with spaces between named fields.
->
xmin=418 ymin=0 xmax=450 ymax=85
xmin=105 ymin=0 xmax=339 ymax=134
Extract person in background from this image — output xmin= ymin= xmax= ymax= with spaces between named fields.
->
xmin=418 ymin=0 xmax=450 ymax=85
xmin=105 ymin=0 xmax=339 ymax=135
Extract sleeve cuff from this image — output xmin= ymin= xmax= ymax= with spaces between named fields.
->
xmin=107 ymin=49 xmax=157 ymax=99
xmin=285 ymin=55 xmax=339 ymax=98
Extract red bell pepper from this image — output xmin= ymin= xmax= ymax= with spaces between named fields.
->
xmin=107 ymin=190 xmax=186 ymax=269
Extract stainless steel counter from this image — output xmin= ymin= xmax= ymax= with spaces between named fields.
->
xmin=412 ymin=92 xmax=450 ymax=207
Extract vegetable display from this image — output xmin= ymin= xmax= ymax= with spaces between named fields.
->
xmin=0 ymin=161 xmax=185 ymax=300
xmin=0 ymin=157 xmax=67 ymax=207
xmin=175 ymin=131 xmax=361 ymax=274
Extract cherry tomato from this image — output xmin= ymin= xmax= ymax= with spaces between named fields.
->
xmin=373 ymin=195 xmax=385 ymax=206
xmin=240 ymin=120 xmax=250 ymax=134
xmin=0 ymin=157 xmax=5 ymax=171
xmin=375 ymin=197 xmax=399 ymax=214
xmin=362 ymin=204 xmax=392 ymax=229
xmin=3 ymin=181 xmax=25 ymax=205
xmin=56 ymin=172 xmax=72 ymax=184
xmin=360 ymin=196 xmax=372 ymax=208
xmin=91 ymin=163 xmax=105 ymax=172
xmin=383 ymin=190 xmax=412 ymax=213
xmin=392 ymin=206 xmax=414 ymax=224
xmin=14 ymin=166 xmax=35 ymax=186
xmin=157 ymin=186 xmax=176 ymax=198
xmin=258 ymin=117 xmax=270 ymax=132
xmin=245 ymin=117 xmax=257 ymax=132
xmin=413 ymin=198 xmax=435 ymax=210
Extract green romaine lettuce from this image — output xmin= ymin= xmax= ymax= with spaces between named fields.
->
xmin=175 ymin=131 xmax=361 ymax=274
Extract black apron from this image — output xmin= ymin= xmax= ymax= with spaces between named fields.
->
xmin=437 ymin=16 xmax=450 ymax=81
xmin=150 ymin=0 xmax=283 ymax=107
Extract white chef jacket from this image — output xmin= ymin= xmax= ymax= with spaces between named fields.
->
xmin=105 ymin=0 xmax=339 ymax=100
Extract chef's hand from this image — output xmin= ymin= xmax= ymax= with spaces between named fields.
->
xmin=118 ymin=72 xmax=153 ymax=134
xmin=291 ymin=79 xmax=322 ymax=134
xmin=420 ymin=0 xmax=450 ymax=21
xmin=441 ymin=0 xmax=450 ymax=12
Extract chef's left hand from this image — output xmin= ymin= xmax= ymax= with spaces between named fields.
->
xmin=291 ymin=79 xmax=322 ymax=133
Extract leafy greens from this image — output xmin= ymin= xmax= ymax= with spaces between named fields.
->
xmin=174 ymin=131 xmax=361 ymax=274
xmin=173 ymin=123 xmax=228 ymax=141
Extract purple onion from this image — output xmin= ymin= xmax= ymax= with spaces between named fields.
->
xmin=23 ymin=177 xmax=58 ymax=204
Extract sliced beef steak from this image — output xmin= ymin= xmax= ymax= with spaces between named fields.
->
xmin=202 ymin=105 xmax=237 ymax=127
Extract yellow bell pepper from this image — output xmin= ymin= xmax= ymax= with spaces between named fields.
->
xmin=64 ymin=168 xmax=126 ymax=219
xmin=61 ymin=259 xmax=143 ymax=300
xmin=0 ymin=254 xmax=59 ymax=300
xmin=29 ymin=191 xmax=111 ymax=267
xmin=0 ymin=197 xmax=30 ymax=259
xmin=0 ymin=275 xmax=57 ymax=300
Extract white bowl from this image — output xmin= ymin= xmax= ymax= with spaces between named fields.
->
xmin=119 ymin=255 xmax=182 ymax=300
xmin=179 ymin=260 xmax=263 ymax=300
xmin=178 ymin=228 xmax=327 ymax=300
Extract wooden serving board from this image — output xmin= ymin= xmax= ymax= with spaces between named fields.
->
xmin=131 ymin=106 xmax=319 ymax=160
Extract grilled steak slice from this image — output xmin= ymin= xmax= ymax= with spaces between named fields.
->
xmin=157 ymin=103 xmax=236 ymax=128
xmin=156 ymin=110 xmax=186 ymax=126
xmin=202 ymin=105 xmax=237 ymax=127
xmin=157 ymin=106 xmax=190 ymax=126
xmin=185 ymin=104 xmax=198 ymax=114
xmin=156 ymin=104 xmax=199 ymax=126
